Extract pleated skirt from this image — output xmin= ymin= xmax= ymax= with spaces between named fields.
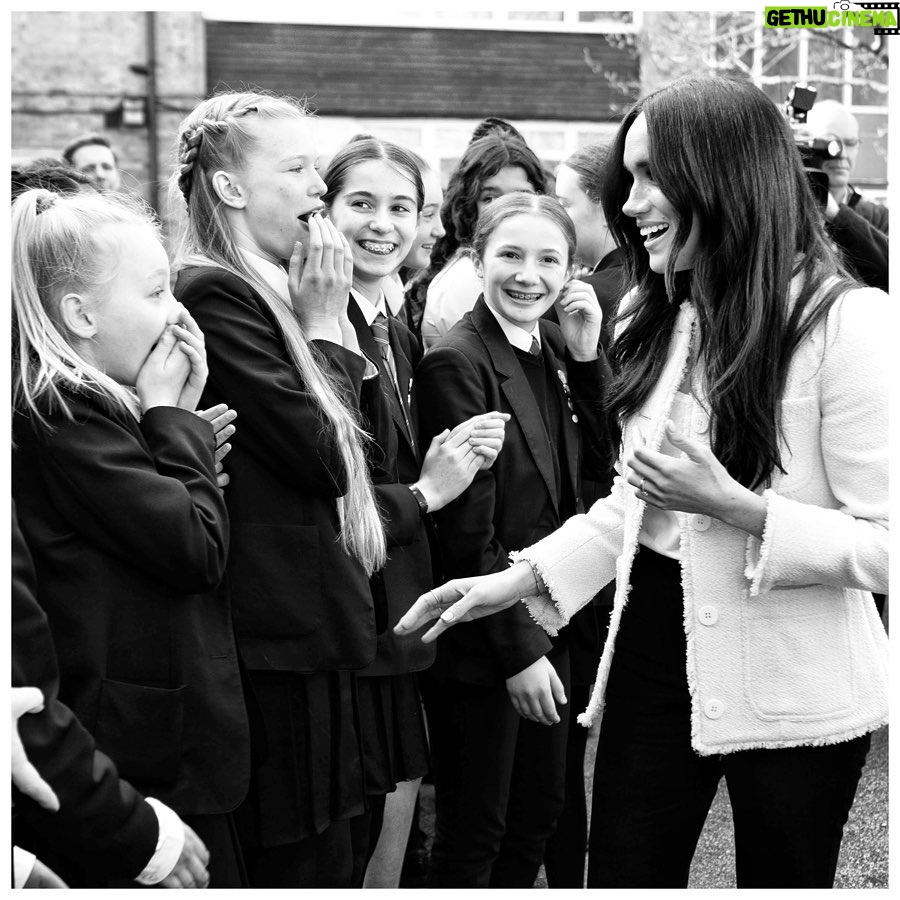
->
xmin=238 ymin=669 xmax=367 ymax=848
xmin=356 ymin=672 xmax=430 ymax=796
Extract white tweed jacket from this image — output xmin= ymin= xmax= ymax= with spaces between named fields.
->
xmin=515 ymin=285 xmax=889 ymax=755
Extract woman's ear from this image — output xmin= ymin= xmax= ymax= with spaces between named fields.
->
xmin=211 ymin=170 xmax=247 ymax=209
xmin=58 ymin=292 xmax=97 ymax=339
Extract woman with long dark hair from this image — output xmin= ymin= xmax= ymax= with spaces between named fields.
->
xmin=397 ymin=74 xmax=888 ymax=889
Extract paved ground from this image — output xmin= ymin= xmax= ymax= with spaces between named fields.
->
xmin=418 ymin=724 xmax=888 ymax=888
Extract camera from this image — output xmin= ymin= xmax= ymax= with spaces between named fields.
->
xmin=783 ymin=83 xmax=842 ymax=206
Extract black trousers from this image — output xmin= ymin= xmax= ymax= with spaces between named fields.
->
xmin=542 ymin=681 xmax=591 ymax=888
xmin=587 ymin=546 xmax=872 ymax=888
xmin=424 ymin=649 xmax=571 ymax=888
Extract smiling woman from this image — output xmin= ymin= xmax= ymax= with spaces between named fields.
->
xmin=395 ymin=75 xmax=889 ymax=891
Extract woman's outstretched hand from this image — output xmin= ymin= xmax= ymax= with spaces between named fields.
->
xmin=394 ymin=561 xmax=537 ymax=642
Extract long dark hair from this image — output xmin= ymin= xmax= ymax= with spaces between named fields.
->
xmin=407 ymin=132 xmax=547 ymax=307
xmin=603 ymin=74 xmax=855 ymax=490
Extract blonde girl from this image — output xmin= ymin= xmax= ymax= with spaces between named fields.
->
xmin=169 ymin=91 xmax=386 ymax=887
xmin=11 ymin=188 xmax=249 ymax=887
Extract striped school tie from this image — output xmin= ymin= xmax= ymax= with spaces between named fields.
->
xmin=372 ymin=312 xmax=416 ymax=451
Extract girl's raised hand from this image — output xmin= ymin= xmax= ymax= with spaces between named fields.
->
xmin=412 ymin=411 xmax=510 ymax=512
xmin=287 ymin=214 xmax=354 ymax=344
xmin=195 ymin=403 xmax=237 ymax=489
xmin=171 ymin=305 xmax=208 ymax=411
xmin=555 ymin=279 xmax=602 ymax=362
xmin=450 ymin=411 xmax=510 ymax=470
xmin=136 ymin=305 xmax=207 ymax=412
xmin=136 ymin=323 xmax=189 ymax=412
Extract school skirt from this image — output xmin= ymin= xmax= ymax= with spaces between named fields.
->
xmin=356 ymin=672 xmax=430 ymax=795
xmin=237 ymin=669 xmax=367 ymax=848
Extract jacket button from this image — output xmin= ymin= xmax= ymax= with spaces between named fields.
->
xmin=571 ymin=413 xmax=579 ymax=423
xmin=703 ymin=698 xmax=725 ymax=719
xmin=691 ymin=514 xmax=711 ymax=531
xmin=698 ymin=605 xmax=718 ymax=626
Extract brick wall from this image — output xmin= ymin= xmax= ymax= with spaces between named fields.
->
xmin=11 ymin=11 xmax=206 ymax=212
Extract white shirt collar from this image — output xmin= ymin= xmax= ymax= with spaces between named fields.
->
xmin=351 ymin=287 xmax=388 ymax=327
xmin=240 ymin=250 xmax=290 ymax=302
xmin=382 ymin=273 xmax=406 ymax=317
xmin=483 ymin=300 xmax=542 ymax=353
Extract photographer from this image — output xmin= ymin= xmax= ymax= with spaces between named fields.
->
xmin=802 ymin=98 xmax=888 ymax=290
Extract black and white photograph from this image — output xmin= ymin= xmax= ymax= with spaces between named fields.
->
xmin=10 ymin=5 xmax=890 ymax=891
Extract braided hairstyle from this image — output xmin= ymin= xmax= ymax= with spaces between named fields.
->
xmin=168 ymin=91 xmax=386 ymax=574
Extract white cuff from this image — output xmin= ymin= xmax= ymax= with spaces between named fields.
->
xmin=134 ymin=797 xmax=185 ymax=886
xmin=13 ymin=846 xmax=36 ymax=888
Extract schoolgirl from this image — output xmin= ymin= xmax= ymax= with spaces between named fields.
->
xmin=388 ymin=150 xmax=445 ymax=337
xmin=168 ymin=91 xmax=389 ymax=888
xmin=321 ymin=135 xmax=507 ymax=886
xmin=413 ymin=193 xmax=609 ymax=887
xmin=413 ymin=130 xmax=548 ymax=349
xmin=11 ymin=188 xmax=250 ymax=887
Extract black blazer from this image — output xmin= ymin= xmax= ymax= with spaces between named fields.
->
xmin=348 ymin=296 xmax=435 ymax=676
xmin=12 ymin=399 xmax=250 ymax=817
xmin=175 ymin=266 xmax=376 ymax=672
xmin=12 ymin=502 xmax=160 ymax=883
xmin=415 ymin=298 xmax=609 ymax=685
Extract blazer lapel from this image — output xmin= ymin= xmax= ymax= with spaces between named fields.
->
xmin=348 ymin=296 xmax=415 ymax=452
xmin=387 ymin=320 xmax=417 ymax=457
xmin=472 ymin=299 xmax=559 ymax=508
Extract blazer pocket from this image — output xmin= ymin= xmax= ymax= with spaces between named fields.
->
xmin=229 ymin=523 xmax=322 ymax=637
xmin=95 ymin=679 xmax=185 ymax=785
xmin=743 ymin=586 xmax=853 ymax=720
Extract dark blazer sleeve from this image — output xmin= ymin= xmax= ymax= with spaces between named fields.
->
xmin=177 ymin=268 xmax=367 ymax=497
xmin=27 ymin=402 xmax=226 ymax=593
xmin=828 ymin=205 xmax=889 ymax=291
xmin=416 ymin=343 xmax=553 ymax=679
xmin=11 ymin=504 xmax=160 ymax=881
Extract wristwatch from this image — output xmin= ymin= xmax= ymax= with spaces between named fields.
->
xmin=408 ymin=484 xmax=429 ymax=517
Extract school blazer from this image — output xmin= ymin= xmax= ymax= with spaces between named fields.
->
xmin=12 ymin=398 xmax=250 ymax=815
xmin=12 ymin=503 xmax=160 ymax=882
xmin=416 ymin=297 xmax=609 ymax=685
xmin=347 ymin=297 xmax=436 ymax=676
xmin=517 ymin=286 xmax=890 ymax=754
xmin=176 ymin=266 xmax=377 ymax=673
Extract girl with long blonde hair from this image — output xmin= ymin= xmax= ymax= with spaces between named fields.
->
xmin=169 ymin=91 xmax=386 ymax=887
xmin=12 ymin=188 xmax=249 ymax=887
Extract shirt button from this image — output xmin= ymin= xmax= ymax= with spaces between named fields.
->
xmin=703 ymin=698 xmax=725 ymax=720
xmin=698 ymin=605 xmax=718 ymax=626
xmin=571 ymin=414 xmax=579 ymax=423
xmin=691 ymin=514 xmax=711 ymax=531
